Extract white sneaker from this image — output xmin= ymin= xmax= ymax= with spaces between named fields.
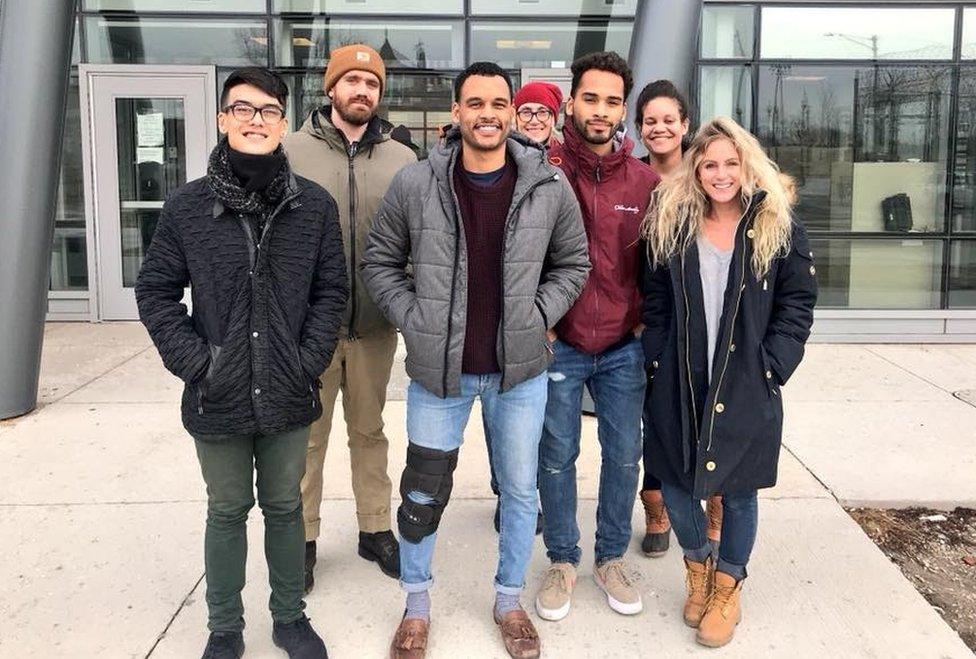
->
xmin=593 ymin=558 xmax=643 ymax=615
xmin=534 ymin=562 xmax=576 ymax=621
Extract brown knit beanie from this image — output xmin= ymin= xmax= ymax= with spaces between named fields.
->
xmin=324 ymin=44 xmax=386 ymax=95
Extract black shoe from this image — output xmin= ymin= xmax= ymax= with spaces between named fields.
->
xmin=304 ymin=541 xmax=316 ymax=595
xmin=642 ymin=529 xmax=670 ymax=556
xmin=358 ymin=530 xmax=400 ymax=579
xmin=272 ymin=615 xmax=328 ymax=659
xmin=494 ymin=498 xmax=544 ymax=535
xmin=201 ymin=631 xmax=244 ymax=659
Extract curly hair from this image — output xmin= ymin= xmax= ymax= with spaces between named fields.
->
xmin=634 ymin=79 xmax=690 ymax=130
xmin=570 ymin=51 xmax=633 ymax=99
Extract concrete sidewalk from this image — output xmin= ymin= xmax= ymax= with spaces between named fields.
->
xmin=0 ymin=323 xmax=972 ymax=658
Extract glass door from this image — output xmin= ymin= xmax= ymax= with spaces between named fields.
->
xmin=80 ymin=65 xmax=216 ymax=320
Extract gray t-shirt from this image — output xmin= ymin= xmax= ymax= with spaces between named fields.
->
xmin=697 ymin=232 xmax=736 ymax=379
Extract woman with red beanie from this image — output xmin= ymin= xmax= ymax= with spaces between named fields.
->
xmin=513 ymin=81 xmax=563 ymax=148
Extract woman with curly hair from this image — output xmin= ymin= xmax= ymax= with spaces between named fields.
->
xmin=639 ymin=116 xmax=817 ymax=647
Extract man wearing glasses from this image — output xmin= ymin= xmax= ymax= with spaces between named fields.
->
xmin=512 ymin=81 xmax=563 ymax=149
xmin=284 ymin=44 xmax=417 ymax=591
xmin=136 ymin=67 xmax=346 ymax=659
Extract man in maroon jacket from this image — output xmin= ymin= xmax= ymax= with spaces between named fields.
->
xmin=534 ymin=52 xmax=660 ymax=622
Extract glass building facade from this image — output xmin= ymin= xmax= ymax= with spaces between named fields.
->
xmin=50 ymin=1 xmax=976 ymax=338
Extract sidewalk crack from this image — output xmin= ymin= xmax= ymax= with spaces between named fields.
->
xmin=145 ymin=572 xmax=205 ymax=657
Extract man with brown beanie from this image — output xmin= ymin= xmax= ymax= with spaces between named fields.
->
xmin=283 ymin=43 xmax=416 ymax=592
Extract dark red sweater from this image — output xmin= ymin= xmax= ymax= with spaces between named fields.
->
xmin=453 ymin=157 xmax=517 ymax=374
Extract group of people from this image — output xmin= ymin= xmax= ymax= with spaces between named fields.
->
xmin=135 ymin=43 xmax=818 ymax=659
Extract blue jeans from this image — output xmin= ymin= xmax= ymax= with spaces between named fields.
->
xmin=660 ymin=481 xmax=757 ymax=580
xmin=399 ymin=371 xmax=547 ymax=596
xmin=539 ymin=336 xmax=646 ymax=565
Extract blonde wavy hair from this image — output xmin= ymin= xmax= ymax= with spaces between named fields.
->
xmin=641 ymin=116 xmax=794 ymax=278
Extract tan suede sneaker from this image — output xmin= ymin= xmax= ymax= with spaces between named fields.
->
xmin=534 ymin=562 xmax=576 ymax=621
xmin=696 ymin=571 xmax=743 ymax=648
xmin=593 ymin=558 xmax=643 ymax=615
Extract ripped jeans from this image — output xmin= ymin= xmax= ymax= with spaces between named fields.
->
xmin=538 ymin=336 xmax=646 ymax=566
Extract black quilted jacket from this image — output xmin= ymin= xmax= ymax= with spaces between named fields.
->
xmin=135 ymin=174 xmax=348 ymax=436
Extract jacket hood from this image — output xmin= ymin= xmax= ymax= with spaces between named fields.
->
xmin=558 ymin=117 xmax=635 ymax=180
xmin=427 ymin=125 xmax=558 ymax=192
xmin=299 ymin=105 xmax=394 ymax=151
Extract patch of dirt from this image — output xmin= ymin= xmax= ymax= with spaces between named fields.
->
xmin=847 ymin=507 xmax=976 ymax=652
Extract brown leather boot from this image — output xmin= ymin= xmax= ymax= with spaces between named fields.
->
xmin=494 ymin=606 xmax=541 ymax=659
xmin=390 ymin=617 xmax=429 ymax=659
xmin=639 ymin=489 xmax=671 ymax=557
xmin=682 ymin=555 xmax=714 ymax=627
xmin=696 ymin=570 xmax=743 ymax=648
xmin=706 ymin=495 xmax=723 ymax=544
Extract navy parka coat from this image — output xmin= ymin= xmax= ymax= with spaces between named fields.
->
xmin=640 ymin=191 xmax=818 ymax=499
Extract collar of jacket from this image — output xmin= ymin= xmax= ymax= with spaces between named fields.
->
xmin=558 ymin=117 xmax=634 ymax=181
xmin=302 ymin=105 xmax=390 ymax=153
xmin=211 ymin=173 xmax=302 ymax=219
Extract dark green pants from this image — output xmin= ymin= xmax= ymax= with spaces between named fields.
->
xmin=193 ymin=425 xmax=310 ymax=632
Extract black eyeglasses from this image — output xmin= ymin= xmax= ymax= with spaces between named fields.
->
xmin=516 ymin=107 xmax=553 ymax=123
xmin=222 ymin=102 xmax=285 ymax=124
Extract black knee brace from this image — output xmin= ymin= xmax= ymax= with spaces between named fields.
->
xmin=397 ymin=443 xmax=460 ymax=543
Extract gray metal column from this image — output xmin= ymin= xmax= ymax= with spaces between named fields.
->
xmin=0 ymin=1 xmax=77 ymax=419
xmin=626 ymin=0 xmax=703 ymax=155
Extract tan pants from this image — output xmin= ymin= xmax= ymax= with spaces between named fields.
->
xmin=301 ymin=330 xmax=398 ymax=539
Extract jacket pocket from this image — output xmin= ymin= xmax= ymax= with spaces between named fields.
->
xmin=759 ymin=343 xmax=779 ymax=399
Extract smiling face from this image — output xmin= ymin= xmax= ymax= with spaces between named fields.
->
xmin=452 ymin=74 xmax=513 ymax=153
xmin=696 ymin=137 xmax=742 ymax=206
xmin=566 ymin=69 xmax=626 ymax=148
xmin=515 ymin=101 xmax=555 ymax=144
xmin=329 ymin=69 xmax=381 ymax=126
xmin=640 ymin=96 xmax=689 ymax=158
xmin=217 ymin=83 xmax=287 ymax=154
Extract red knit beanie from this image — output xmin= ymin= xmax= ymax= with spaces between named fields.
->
xmin=514 ymin=81 xmax=563 ymax=116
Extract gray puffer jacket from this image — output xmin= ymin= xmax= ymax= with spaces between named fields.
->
xmin=361 ymin=129 xmax=590 ymax=398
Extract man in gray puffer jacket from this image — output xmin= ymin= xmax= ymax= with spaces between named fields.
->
xmin=361 ymin=62 xmax=589 ymax=659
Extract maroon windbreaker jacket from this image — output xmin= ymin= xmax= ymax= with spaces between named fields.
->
xmin=548 ymin=120 xmax=660 ymax=355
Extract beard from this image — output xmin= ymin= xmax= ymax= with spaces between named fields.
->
xmin=572 ymin=112 xmax=617 ymax=146
xmin=459 ymin=120 xmax=510 ymax=152
xmin=333 ymin=95 xmax=374 ymax=126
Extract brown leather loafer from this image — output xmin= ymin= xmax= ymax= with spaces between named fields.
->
xmin=493 ymin=607 xmax=541 ymax=659
xmin=389 ymin=617 xmax=429 ymax=659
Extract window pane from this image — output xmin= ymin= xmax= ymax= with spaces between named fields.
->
xmin=470 ymin=22 xmax=632 ymax=70
xmin=952 ymin=69 xmax=976 ymax=232
xmin=757 ymin=65 xmax=949 ymax=234
xmin=470 ymin=0 xmax=637 ymax=17
xmin=811 ymin=239 xmax=943 ymax=309
xmin=85 ymin=17 xmax=268 ymax=67
xmin=964 ymin=8 xmax=976 ymax=60
xmin=275 ymin=19 xmax=463 ymax=69
xmin=700 ymin=5 xmax=753 ymax=59
xmin=949 ymin=241 xmax=976 ymax=308
xmin=698 ymin=65 xmax=751 ymax=129
xmin=51 ymin=72 xmax=87 ymax=291
xmin=760 ymin=7 xmax=955 ymax=61
xmin=83 ymin=0 xmax=264 ymax=10
xmin=274 ymin=0 xmax=462 ymax=13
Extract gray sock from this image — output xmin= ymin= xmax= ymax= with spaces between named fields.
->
xmin=404 ymin=590 xmax=431 ymax=621
xmin=494 ymin=591 xmax=520 ymax=617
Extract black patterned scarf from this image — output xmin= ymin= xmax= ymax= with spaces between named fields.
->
xmin=207 ymin=137 xmax=291 ymax=217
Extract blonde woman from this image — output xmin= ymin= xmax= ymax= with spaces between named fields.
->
xmin=639 ymin=116 xmax=817 ymax=647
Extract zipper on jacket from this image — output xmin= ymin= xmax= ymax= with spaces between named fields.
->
xmin=679 ymin=252 xmax=699 ymax=443
xmin=347 ymin=141 xmax=359 ymax=340
xmin=440 ymin=181 xmax=462 ymax=396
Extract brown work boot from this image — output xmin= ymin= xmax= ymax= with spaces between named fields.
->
xmin=493 ymin=606 xmax=541 ymax=659
xmin=639 ymin=489 xmax=671 ymax=557
xmin=696 ymin=570 xmax=743 ymax=648
xmin=706 ymin=495 xmax=723 ymax=544
xmin=682 ymin=555 xmax=714 ymax=627
xmin=389 ymin=617 xmax=429 ymax=659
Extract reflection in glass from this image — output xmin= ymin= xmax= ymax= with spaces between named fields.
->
xmin=274 ymin=0 xmax=462 ymax=13
xmin=952 ymin=70 xmax=976 ymax=232
xmin=698 ymin=66 xmax=751 ymax=129
xmin=700 ymin=5 xmax=753 ymax=59
xmin=275 ymin=19 xmax=463 ymax=69
xmin=52 ymin=72 xmax=88 ymax=291
xmin=760 ymin=7 xmax=954 ymax=60
xmin=115 ymin=98 xmax=187 ymax=287
xmin=84 ymin=0 xmax=264 ymax=9
xmin=470 ymin=0 xmax=636 ymax=17
xmin=949 ymin=241 xmax=976 ymax=308
xmin=963 ymin=8 xmax=976 ymax=60
xmin=470 ymin=22 xmax=632 ymax=69
xmin=810 ymin=238 xmax=943 ymax=309
xmin=758 ymin=65 xmax=949 ymax=234
xmin=85 ymin=17 xmax=268 ymax=67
